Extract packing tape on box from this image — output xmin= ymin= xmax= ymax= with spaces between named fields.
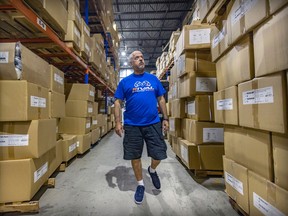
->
xmin=208 ymin=95 xmax=213 ymax=121
xmin=197 ymin=145 xmax=202 ymax=170
xmin=8 ymin=123 xmax=15 ymax=158
xmin=252 ymin=80 xmax=260 ymax=129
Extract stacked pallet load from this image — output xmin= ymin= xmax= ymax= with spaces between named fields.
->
xmin=94 ymin=90 xmax=109 ymax=137
xmin=0 ymin=42 xmax=59 ymax=203
xmin=168 ymin=21 xmax=225 ymax=176
xmin=204 ymin=0 xmax=288 ymax=215
xmin=90 ymin=34 xmax=106 ymax=78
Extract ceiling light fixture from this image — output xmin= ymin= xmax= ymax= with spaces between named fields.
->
xmin=124 ymin=62 xmax=128 ymax=66
xmin=121 ymin=51 xmax=126 ymax=56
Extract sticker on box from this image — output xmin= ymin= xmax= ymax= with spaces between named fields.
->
xmin=225 ymin=171 xmax=244 ymax=195
xmin=0 ymin=135 xmax=29 ymax=146
xmin=180 ymin=144 xmax=188 ymax=163
xmin=242 ymin=86 xmax=274 ymax=105
xmin=217 ymin=98 xmax=233 ymax=110
xmin=187 ymin=101 xmax=196 ymax=115
xmin=34 ymin=162 xmax=48 ymax=183
xmin=189 ymin=29 xmax=211 ymax=45
xmin=196 ymin=77 xmax=217 ymax=92
xmin=0 ymin=52 xmax=9 ymax=63
xmin=54 ymin=73 xmax=64 ymax=85
xmin=69 ymin=142 xmax=77 ymax=152
xmin=203 ymin=128 xmax=224 ymax=143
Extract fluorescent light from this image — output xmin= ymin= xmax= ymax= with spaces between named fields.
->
xmin=124 ymin=62 xmax=128 ymax=66
xmin=121 ymin=51 xmax=126 ymax=56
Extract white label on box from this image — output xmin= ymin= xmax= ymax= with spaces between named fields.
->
xmin=196 ymin=77 xmax=217 ymax=92
xmin=242 ymin=0 xmax=257 ymax=15
xmin=74 ymin=27 xmax=81 ymax=38
xmin=76 ymin=10 xmax=81 ymax=23
xmin=93 ymin=120 xmax=98 ymax=125
xmin=225 ymin=172 xmax=244 ymax=195
xmin=88 ymin=107 xmax=93 ymax=113
xmin=38 ymin=97 xmax=46 ymax=108
xmin=76 ymin=141 xmax=80 ymax=147
xmin=203 ymin=128 xmax=224 ymax=143
xmin=85 ymin=43 xmax=90 ymax=52
xmin=86 ymin=123 xmax=91 ymax=129
xmin=34 ymin=162 xmax=48 ymax=183
xmin=217 ymin=98 xmax=233 ymax=110
xmin=253 ymin=192 xmax=285 ymax=216
xmin=54 ymin=73 xmax=64 ymax=85
xmin=180 ymin=145 xmax=188 ymax=164
xmin=89 ymin=90 xmax=95 ymax=97
xmin=243 ymin=86 xmax=274 ymax=105
xmin=56 ymin=126 xmax=59 ymax=133
xmin=84 ymin=25 xmax=90 ymax=36
xmin=0 ymin=51 xmax=9 ymax=63
xmin=37 ymin=17 xmax=46 ymax=31
xmin=69 ymin=142 xmax=77 ymax=152
xmin=189 ymin=29 xmax=211 ymax=45
xmin=212 ymin=30 xmax=225 ymax=48
xmin=0 ymin=135 xmax=29 ymax=146
xmin=31 ymin=96 xmax=46 ymax=108
xmin=187 ymin=101 xmax=196 ymax=115
xmin=231 ymin=4 xmax=243 ymax=25
xmin=169 ymin=119 xmax=175 ymax=131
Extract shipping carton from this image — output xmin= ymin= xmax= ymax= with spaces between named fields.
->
xmin=0 ymin=81 xmax=49 ymax=121
xmin=253 ymin=7 xmax=288 ymax=77
xmin=238 ymin=72 xmax=287 ymax=133
xmin=223 ymin=156 xmax=249 ymax=214
xmin=91 ymin=128 xmax=100 ymax=144
xmin=224 ymin=126 xmax=273 ymax=180
xmin=61 ymin=134 xmax=77 ymax=162
xmin=269 ymin=0 xmax=288 ymax=15
xmin=65 ymin=100 xmax=93 ymax=117
xmin=48 ymin=140 xmax=63 ymax=177
xmin=49 ymin=91 xmax=65 ymax=118
xmin=169 ymin=117 xmax=182 ymax=137
xmin=67 ymin=0 xmax=81 ymax=29
xmin=248 ymin=171 xmax=288 ymax=216
xmin=272 ymin=133 xmax=288 ymax=191
xmin=186 ymin=95 xmax=214 ymax=121
xmin=76 ymin=133 xmax=91 ymax=154
xmin=65 ymin=83 xmax=95 ymax=102
xmin=65 ymin=20 xmax=81 ymax=51
xmin=93 ymin=102 xmax=99 ymax=116
xmin=170 ymin=135 xmax=180 ymax=157
xmin=0 ymin=42 xmax=50 ymax=88
xmin=80 ymin=19 xmax=92 ymax=60
xmin=49 ymin=65 xmax=64 ymax=94
xmin=171 ymin=99 xmax=186 ymax=118
xmin=58 ymin=117 xmax=91 ymax=134
xmin=0 ymin=119 xmax=56 ymax=160
xmin=213 ymin=86 xmax=238 ymax=125
xmin=211 ymin=20 xmax=229 ymax=62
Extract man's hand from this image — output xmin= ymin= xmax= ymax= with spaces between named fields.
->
xmin=162 ymin=120 xmax=169 ymax=133
xmin=115 ymin=122 xmax=124 ymax=137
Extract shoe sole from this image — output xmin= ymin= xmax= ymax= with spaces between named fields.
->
xmin=134 ymin=199 xmax=143 ymax=205
xmin=148 ymin=170 xmax=161 ymax=190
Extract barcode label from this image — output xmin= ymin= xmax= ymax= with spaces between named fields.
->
xmin=37 ymin=17 xmax=46 ymax=31
xmin=0 ymin=135 xmax=29 ymax=146
xmin=34 ymin=162 xmax=48 ymax=183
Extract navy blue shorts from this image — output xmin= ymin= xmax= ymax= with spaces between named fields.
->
xmin=123 ymin=122 xmax=167 ymax=160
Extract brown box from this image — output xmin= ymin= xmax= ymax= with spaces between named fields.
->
xmin=227 ymin=0 xmax=269 ymax=45
xmin=211 ymin=20 xmax=229 ymax=62
xmin=91 ymin=116 xmax=99 ymax=130
xmin=58 ymin=117 xmax=91 ymax=134
xmin=91 ymin=128 xmax=100 ymax=144
xmin=0 ymin=81 xmax=49 ymax=121
xmin=0 ymin=149 xmax=51 ymax=202
xmin=168 ymin=117 xmax=182 ymax=137
xmin=0 ymin=42 xmax=50 ymax=88
xmin=186 ymin=95 xmax=214 ymax=121
xmin=269 ymin=0 xmax=288 ymax=14
xmin=253 ymin=7 xmax=288 ymax=77
xmin=248 ymin=171 xmax=288 ymax=216
xmin=216 ymin=36 xmax=254 ymax=91
xmin=168 ymin=31 xmax=181 ymax=52
xmin=93 ymin=102 xmax=99 ymax=116
xmin=179 ymin=139 xmax=224 ymax=170
xmin=272 ymin=133 xmax=288 ymax=191
xmin=224 ymin=126 xmax=273 ymax=181
xmin=49 ymin=91 xmax=65 ymax=118
xmin=213 ymin=86 xmax=238 ymax=125
xmin=49 ymin=65 xmax=64 ymax=94
xmin=95 ymin=114 xmax=107 ymax=127
xmin=65 ymin=20 xmax=81 ymax=51
xmin=48 ymin=140 xmax=63 ymax=177
xmin=80 ymin=19 xmax=92 ymax=59
xmin=238 ymin=72 xmax=287 ymax=133
xmin=179 ymin=71 xmax=217 ymax=98
xmin=65 ymin=100 xmax=94 ymax=117
xmin=223 ymin=156 xmax=249 ymax=214
xmin=76 ymin=133 xmax=91 ymax=154
xmin=67 ymin=0 xmax=81 ymax=29
xmin=171 ymin=136 xmax=181 ymax=157
xmin=65 ymin=83 xmax=95 ymax=102
xmin=61 ymin=134 xmax=77 ymax=162
xmin=0 ymin=119 xmax=56 ymax=160
xmin=171 ymin=99 xmax=186 ymax=118
xmin=199 ymin=0 xmax=217 ymax=22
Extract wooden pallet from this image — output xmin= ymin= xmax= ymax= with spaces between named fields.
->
xmin=229 ymin=197 xmax=248 ymax=216
xmin=192 ymin=170 xmax=224 ymax=177
xmin=65 ymin=41 xmax=81 ymax=54
xmin=61 ymin=155 xmax=77 ymax=167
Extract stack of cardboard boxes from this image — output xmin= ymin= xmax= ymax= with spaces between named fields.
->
xmin=203 ymin=0 xmax=288 ymax=214
xmin=0 ymin=42 xmax=62 ymax=203
xmin=168 ymin=22 xmax=225 ymax=171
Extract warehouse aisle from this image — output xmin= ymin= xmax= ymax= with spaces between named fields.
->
xmin=18 ymin=131 xmax=237 ymax=216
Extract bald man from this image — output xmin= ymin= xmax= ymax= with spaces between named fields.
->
xmin=114 ymin=51 xmax=169 ymax=204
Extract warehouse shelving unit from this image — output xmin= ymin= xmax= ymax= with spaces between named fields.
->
xmin=0 ymin=0 xmax=115 ymax=95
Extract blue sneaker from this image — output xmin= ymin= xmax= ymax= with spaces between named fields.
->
xmin=148 ymin=166 xmax=161 ymax=189
xmin=134 ymin=185 xmax=145 ymax=204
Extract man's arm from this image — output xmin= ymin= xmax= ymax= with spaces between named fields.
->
xmin=114 ymin=99 xmax=124 ymax=137
xmin=157 ymin=95 xmax=169 ymax=132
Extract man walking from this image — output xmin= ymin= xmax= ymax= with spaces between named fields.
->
xmin=114 ymin=51 xmax=169 ymax=204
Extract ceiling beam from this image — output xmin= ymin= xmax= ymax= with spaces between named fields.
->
xmin=113 ymin=1 xmax=188 ymax=5
xmin=82 ymin=9 xmax=191 ymax=16
xmin=115 ymin=17 xmax=180 ymax=21
xmin=116 ymin=38 xmax=170 ymax=41
xmin=118 ymin=28 xmax=175 ymax=32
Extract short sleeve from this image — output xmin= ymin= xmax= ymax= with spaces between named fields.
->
xmin=114 ymin=80 xmax=125 ymax=100
xmin=155 ymin=78 xmax=166 ymax=97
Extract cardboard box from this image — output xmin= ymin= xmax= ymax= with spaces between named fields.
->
xmin=211 ymin=20 xmax=229 ymax=62
xmin=199 ymin=0 xmax=218 ymax=22
xmin=168 ymin=31 xmax=181 ymax=52
xmin=175 ymin=24 xmax=213 ymax=58
xmin=171 ymin=99 xmax=186 ymax=118
xmin=93 ymin=102 xmax=98 ymax=116
xmin=49 ymin=65 xmax=64 ymax=94
xmin=91 ymin=128 xmax=100 ymax=144
xmin=169 ymin=117 xmax=182 ymax=137
xmin=65 ymin=100 xmax=93 ymax=117
xmin=227 ymin=0 xmax=269 ymax=45
xmin=58 ymin=117 xmax=91 ymax=134
xmin=80 ymin=19 xmax=92 ymax=59
xmin=186 ymin=95 xmax=214 ymax=121
xmin=224 ymin=126 xmax=273 ymax=181
xmin=0 ymin=149 xmax=51 ymax=203
xmin=65 ymin=83 xmax=95 ymax=102
xmin=269 ymin=0 xmax=288 ymax=14
xmin=223 ymin=156 xmax=249 ymax=214
xmin=48 ymin=140 xmax=63 ymax=177
xmin=49 ymin=91 xmax=65 ymax=118
xmin=171 ymin=135 xmax=180 ymax=157
xmin=61 ymin=134 xmax=77 ymax=162
xmin=179 ymin=139 xmax=224 ymax=170
xmin=216 ymin=36 xmax=254 ymax=91
xmin=67 ymin=0 xmax=81 ymax=29
xmin=91 ymin=116 xmax=99 ymax=130
xmin=214 ymin=86 xmax=238 ymax=125
xmin=238 ymin=72 xmax=287 ymax=133
xmin=76 ymin=133 xmax=91 ymax=154
xmin=95 ymin=114 xmax=107 ymax=127
xmin=185 ymin=119 xmax=224 ymax=144
xmin=248 ymin=171 xmax=288 ymax=216
xmin=64 ymin=20 xmax=81 ymax=51
xmin=272 ymin=133 xmax=288 ymax=191
xmin=253 ymin=7 xmax=288 ymax=77
xmin=0 ymin=119 xmax=56 ymax=160
xmin=179 ymin=71 xmax=217 ymax=98
xmin=0 ymin=42 xmax=50 ymax=88
xmin=0 ymin=81 xmax=49 ymax=121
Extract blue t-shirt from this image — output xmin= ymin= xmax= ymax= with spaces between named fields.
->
xmin=115 ymin=72 xmax=166 ymax=126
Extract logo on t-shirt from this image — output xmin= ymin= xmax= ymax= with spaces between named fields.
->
xmin=132 ymin=80 xmax=154 ymax=93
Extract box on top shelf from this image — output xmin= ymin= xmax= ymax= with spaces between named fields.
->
xmin=168 ymin=31 xmax=181 ymax=52
xmin=58 ymin=117 xmax=91 ymax=135
xmin=65 ymin=100 xmax=94 ymax=117
xmin=238 ymin=71 xmax=287 ymax=134
xmin=0 ymin=81 xmax=49 ymax=121
xmin=216 ymin=35 xmax=254 ymax=91
xmin=206 ymin=0 xmax=233 ymax=24
xmin=49 ymin=91 xmax=65 ymax=118
xmin=92 ymin=34 xmax=104 ymax=51
xmin=0 ymin=42 xmax=50 ymax=89
xmin=253 ymin=6 xmax=288 ymax=77
xmin=80 ymin=19 xmax=92 ymax=60
xmin=186 ymin=95 xmax=214 ymax=121
xmin=213 ymin=86 xmax=238 ymax=125
xmin=0 ymin=119 xmax=56 ymax=160
xmin=65 ymin=20 xmax=81 ymax=51
xmin=65 ymin=83 xmax=95 ymax=102
xmin=198 ymin=0 xmax=218 ymax=23
xmin=49 ymin=65 xmax=64 ymax=94
xmin=67 ymin=0 xmax=81 ymax=29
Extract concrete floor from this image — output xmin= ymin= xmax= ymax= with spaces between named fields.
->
xmin=7 ymin=131 xmax=238 ymax=216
